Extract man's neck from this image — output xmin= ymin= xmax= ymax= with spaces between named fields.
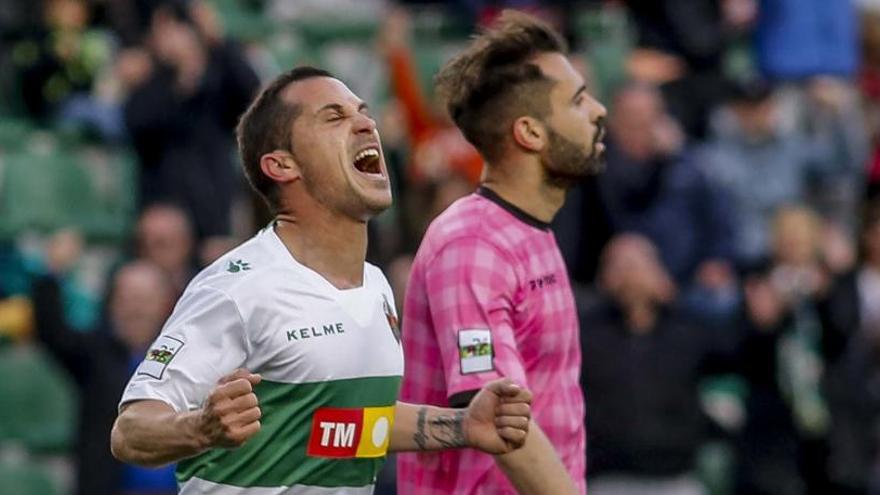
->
xmin=481 ymin=158 xmax=567 ymax=224
xmin=274 ymin=208 xmax=368 ymax=290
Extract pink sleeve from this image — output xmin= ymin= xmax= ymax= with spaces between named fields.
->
xmin=423 ymin=237 xmax=529 ymax=399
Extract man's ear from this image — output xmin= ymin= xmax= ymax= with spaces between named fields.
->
xmin=511 ymin=116 xmax=546 ymax=153
xmin=259 ymin=151 xmax=302 ymax=185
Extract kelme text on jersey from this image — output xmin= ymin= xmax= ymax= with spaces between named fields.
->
xmin=286 ymin=322 xmax=345 ymax=341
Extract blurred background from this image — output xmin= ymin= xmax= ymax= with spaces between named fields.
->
xmin=0 ymin=0 xmax=878 ymax=494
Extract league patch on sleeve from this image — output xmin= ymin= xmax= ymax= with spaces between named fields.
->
xmin=458 ymin=329 xmax=493 ymax=374
xmin=137 ymin=335 xmax=185 ymax=380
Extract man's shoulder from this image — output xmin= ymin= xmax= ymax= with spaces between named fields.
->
xmin=185 ymin=230 xmax=286 ymax=301
xmin=420 ymin=194 xmax=515 ymax=256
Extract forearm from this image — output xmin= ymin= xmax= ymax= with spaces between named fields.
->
xmin=386 ymin=46 xmax=434 ymax=140
xmin=111 ymin=400 xmax=209 ymax=467
xmin=389 ymin=402 xmax=467 ymax=452
xmin=494 ymin=422 xmax=579 ymax=495
xmin=32 ymin=276 xmax=87 ymax=368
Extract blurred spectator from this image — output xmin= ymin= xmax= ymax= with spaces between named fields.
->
xmin=0 ymin=295 xmax=33 ymax=343
xmin=599 ymin=83 xmax=734 ymax=287
xmin=0 ymin=231 xmax=99 ymax=334
xmin=555 ymin=81 xmax=737 ymax=317
xmin=793 ymin=78 xmax=868 ymax=233
xmin=580 ymin=234 xmax=736 ymax=495
xmin=624 ymin=0 xmax=756 ymax=138
xmin=13 ymin=0 xmax=123 ymax=139
xmin=135 ymin=203 xmax=197 ymax=297
xmin=735 ymin=206 xmax=845 ymax=495
xmin=32 ymin=254 xmax=176 ymax=495
xmin=197 ymin=235 xmax=241 ymax=268
xmin=700 ymin=79 xmax=862 ymax=267
xmin=381 ymin=9 xmax=484 ymax=185
xmin=859 ymin=9 xmax=880 ymax=199
xmin=821 ymin=199 xmax=880 ymax=493
xmin=99 ymin=0 xmax=172 ymax=47
xmin=123 ymin=1 xmax=259 ymax=239
xmin=0 ymin=240 xmax=32 ymax=298
xmin=552 ymin=174 xmax=613 ymax=285
xmin=755 ymin=0 xmax=858 ymax=81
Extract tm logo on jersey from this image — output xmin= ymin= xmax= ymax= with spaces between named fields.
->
xmin=306 ymin=406 xmax=394 ymax=458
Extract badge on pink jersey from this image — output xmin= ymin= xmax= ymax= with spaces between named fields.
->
xmin=458 ymin=329 xmax=493 ymax=374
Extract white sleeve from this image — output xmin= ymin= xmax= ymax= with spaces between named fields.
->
xmin=119 ymin=285 xmax=249 ymax=413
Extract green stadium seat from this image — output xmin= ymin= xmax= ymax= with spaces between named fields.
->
xmin=211 ymin=0 xmax=277 ymax=41
xmin=0 ymin=135 xmax=137 ymax=242
xmin=0 ymin=346 xmax=76 ymax=454
xmin=0 ymin=117 xmax=37 ymax=151
xmin=267 ymin=32 xmax=313 ymax=71
xmin=573 ymin=5 xmax=634 ymax=102
xmin=0 ymin=462 xmax=59 ymax=495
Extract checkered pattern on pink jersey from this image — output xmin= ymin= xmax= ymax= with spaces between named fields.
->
xmin=398 ymin=189 xmax=586 ymax=495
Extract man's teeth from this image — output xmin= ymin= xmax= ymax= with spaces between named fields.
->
xmin=354 ymin=148 xmax=379 ymax=163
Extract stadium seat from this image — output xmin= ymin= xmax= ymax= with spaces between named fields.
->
xmin=0 ymin=462 xmax=59 ymax=495
xmin=211 ymin=0 xmax=277 ymax=41
xmin=0 ymin=346 xmax=76 ymax=454
xmin=0 ymin=117 xmax=36 ymax=150
xmin=0 ymin=135 xmax=137 ymax=242
xmin=573 ymin=5 xmax=633 ymax=102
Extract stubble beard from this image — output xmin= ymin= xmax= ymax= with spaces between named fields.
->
xmin=541 ymin=125 xmax=605 ymax=189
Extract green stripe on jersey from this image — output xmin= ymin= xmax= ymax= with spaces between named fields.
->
xmin=177 ymin=375 xmax=401 ymax=488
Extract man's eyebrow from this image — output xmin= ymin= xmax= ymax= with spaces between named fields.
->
xmin=314 ymin=101 xmax=369 ymax=115
xmin=571 ymin=85 xmax=587 ymax=102
xmin=315 ymin=103 xmax=344 ymax=115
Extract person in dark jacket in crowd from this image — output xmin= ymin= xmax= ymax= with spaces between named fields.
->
xmin=820 ymin=199 xmax=880 ymax=494
xmin=123 ymin=1 xmax=259 ymax=239
xmin=580 ymin=233 xmax=737 ymax=495
xmin=32 ymin=241 xmax=176 ymax=495
xmin=623 ymin=0 xmax=755 ymax=138
xmin=555 ymin=82 xmax=737 ymax=322
xmin=597 ymin=82 xmax=735 ymax=287
xmin=735 ymin=206 xmax=854 ymax=495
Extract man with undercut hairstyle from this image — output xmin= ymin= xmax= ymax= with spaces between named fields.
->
xmin=398 ymin=10 xmax=607 ymax=495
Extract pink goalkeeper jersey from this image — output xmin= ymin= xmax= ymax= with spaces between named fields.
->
xmin=398 ymin=187 xmax=586 ymax=495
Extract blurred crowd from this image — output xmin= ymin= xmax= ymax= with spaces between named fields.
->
xmin=1 ymin=0 xmax=880 ymax=494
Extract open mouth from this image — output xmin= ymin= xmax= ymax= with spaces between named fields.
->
xmin=353 ymin=147 xmax=382 ymax=176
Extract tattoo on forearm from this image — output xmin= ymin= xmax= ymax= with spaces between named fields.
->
xmin=413 ymin=408 xmax=467 ymax=450
xmin=414 ymin=407 xmax=429 ymax=450
xmin=429 ymin=410 xmax=467 ymax=448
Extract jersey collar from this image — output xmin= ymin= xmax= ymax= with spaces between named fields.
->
xmin=476 ymin=186 xmax=552 ymax=231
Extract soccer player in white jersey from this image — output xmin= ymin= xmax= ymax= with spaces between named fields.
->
xmin=110 ymin=66 xmax=533 ymax=495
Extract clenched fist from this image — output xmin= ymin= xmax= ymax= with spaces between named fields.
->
xmin=465 ymin=378 xmax=533 ymax=454
xmin=199 ymin=368 xmax=263 ymax=448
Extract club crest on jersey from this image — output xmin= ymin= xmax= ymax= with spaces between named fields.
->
xmin=138 ymin=335 xmax=184 ymax=379
xmin=383 ymin=295 xmax=401 ymax=345
xmin=306 ymin=406 xmax=395 ymax=458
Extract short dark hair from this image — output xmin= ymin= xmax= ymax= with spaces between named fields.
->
xmin=435 ymin=10 xmax=568 ymax=161
xmin=236 ymin=66 xmax=334 ymax=211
